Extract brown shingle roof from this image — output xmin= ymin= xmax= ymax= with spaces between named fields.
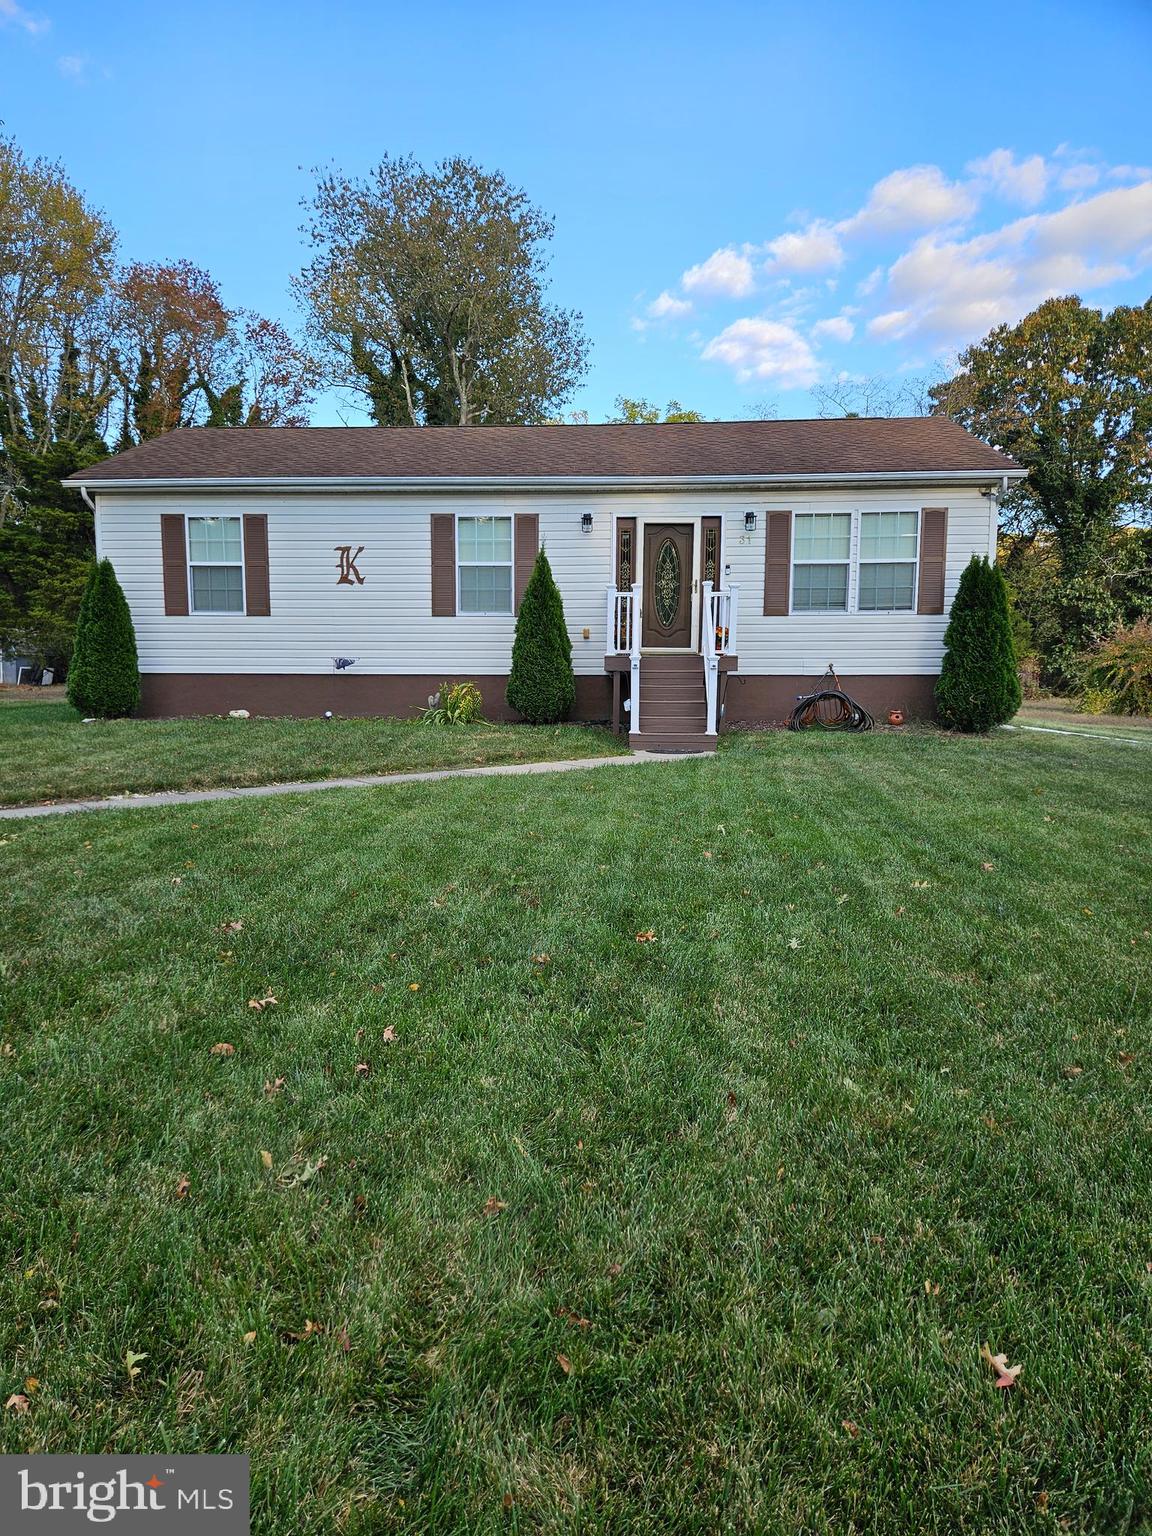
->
xmin=68 ymin=418 xmax=1020 ymax=483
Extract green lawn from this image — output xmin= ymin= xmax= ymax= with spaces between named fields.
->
xmin=2 ymin=729 xmax=1149 ymax=1533
xmin=0 ymin=697 xmax=624 ymax=806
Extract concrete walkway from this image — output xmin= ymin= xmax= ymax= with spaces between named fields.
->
xmin=0 ymin=750 xmax=699 ymax=821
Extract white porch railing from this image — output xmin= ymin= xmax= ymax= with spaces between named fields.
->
xmin=606 ymin=581 xmax=739 ymax=736
xmin=605 ymin=583 xmax=643 ymax=733
xmin=702 ymin=582 xmax=739 ymax=734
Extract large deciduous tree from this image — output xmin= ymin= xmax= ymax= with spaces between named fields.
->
xmin=296 ymin=154 xmax=589 ymax=426
xmin=932 ymin=296 xmax=1152 ymax=576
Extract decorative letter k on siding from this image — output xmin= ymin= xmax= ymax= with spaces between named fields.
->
xmin=335 ymin=545 xmax=365 ymax=585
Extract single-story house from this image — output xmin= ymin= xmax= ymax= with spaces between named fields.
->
xmin=66 ymin=418 xmax=1024 ymax=750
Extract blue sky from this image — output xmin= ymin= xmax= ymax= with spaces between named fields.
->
xmin=2 ymin=0 xmax=1150 ymax=423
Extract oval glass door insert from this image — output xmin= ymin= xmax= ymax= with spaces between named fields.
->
xmin=654 ymin=539 xmax=680 ymax=628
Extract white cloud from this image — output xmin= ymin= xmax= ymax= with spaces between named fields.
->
xmin=1057 ymin=163 xmax=1100 ymax=193
xmin=701 ymin=318 xmax=819 ymax=388
xmin=57 ymin=52 xmax=86 ymax=78
xmin=765 ymin=222 xmax=845 ymax=273
xmin=645 ymin=289 xmax=691 ymax=320
xmin=682 ymin=247 xmax=756 ymax=298
xmin=0 ymin=0 xmax=48 ymax=32
xmin=811 ymin=315 xmax=855 ymax=343
xmin=869 ymin=178 xmax=1152 ymax=344
xmin=841 ymin=164 xmax=978 ymax=236
xmin=967 ymin=148 xmax=1049 ymax=207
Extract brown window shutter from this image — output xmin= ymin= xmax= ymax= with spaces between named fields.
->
xmin=243 ymin=514 xmax=270 ymax=615
xmin=430 ymin=513 xmax=456 ymax=616
xmin=515 ymin=512 xmax=539 ymax=611
xmin=160 ymin=514 xmax=189 ymax=615
xmin=917 ymin=507 xmax=948 ymax=614
xmin=763 ymin=510 xmax=792 ymax=615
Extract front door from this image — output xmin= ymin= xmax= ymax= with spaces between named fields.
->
xmin=642 ymin=523 xmax=694 ymax=647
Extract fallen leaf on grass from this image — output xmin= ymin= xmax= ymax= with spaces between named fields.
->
xmin=23 ymin=1378 xmax=39 ymax=1393
xmin=220 ymin=919 xmax=244 ymax=933
xmin=635 ymin=930 xmax=657 ymax=944
xmin=263 ymin=1077 xmax=285 ymax=1097
xmin=260 ymin=1150 xmax=274 ymax=1170
xmin=280 ymin=1320 xmax=324 ymax=1344
xmin=556 ymin=1353 xmax=571 ymax=1375
xmin=276 ymin=1157 xmax=325 ymax=1189
xmin=175 ymin=1174 xmax=191 ymax=1200
xmin=923 ymin=1279 xmax=941 ymax=1297
xmin=353 ymin=1193 xmax=368 ymax=1216
xmin=381 ymin=1026 xmax=397 ymax=1044
xmin=124 ymin=1350 xmax=147 ymax=1382
xmin=980 ymin=1343 xmax=1022 ymax=1389
xmin=606 ymin=1263 xmax=622 ymax=1278
xmin=483 ymin=1197 xmax=506 ymax=1216
xmin=5 ymin=1393 xmax=30 ymax=1415
xmin=408 ymin=982 xmax=421 ymax=992
xmin=1118 ymin=1052 xmax=1136 ymax=1070
xmin=209 ymin=1042 xmax=235 ymax=1056
xmin=354 ymin=1062 xmax=371 ymax=1078
xmin=532 ymin=953 xmax=551 ymax=966
xmin=841 ymin=1419 xmax=859 ymax=1438
xmin=556 ymin=1306 xmax=591 ymax=1330
xmin=502 ymin=1492 xmax=514 ymax=1510
xmin=911 ymin=881 xmax=931 ymax=890
xmin=248 ymin=992 xmax=278 ymax=1012
xmin=1062 ymin=1065 xmax=1083 ymax=1079
xmin=981 ymin=862 xmax=996 ymax=872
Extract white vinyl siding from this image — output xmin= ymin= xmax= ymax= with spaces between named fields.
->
xmin=188 ymin=516 xmax=244 ymax=613
xmin=457 ymin=515 xmax=513 ymax=615
xmin=93 ymin=482 xmax=993 ymax=680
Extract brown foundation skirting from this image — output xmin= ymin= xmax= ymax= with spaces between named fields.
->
xmin=137 ymin=671 xmax=939 ymax=724
xmin=137 ymin=673 xmax=614 ymax=723
xmin=723 ymin=673 xmax=939 ymax=725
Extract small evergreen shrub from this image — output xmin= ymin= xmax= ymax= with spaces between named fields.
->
xmin=1077 ymin=620 xmax=1152 ymax=716
xmin=935 ymin=556 xmax=1021 ymax=732
xmin=66 ymin=558 xmax=140 ymax=718
xmin=506 ymin=549 xmax=576 ymax=724
xmin=419 ymin=680 xmax=485 ymax=725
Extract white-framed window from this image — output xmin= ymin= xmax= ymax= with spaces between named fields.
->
xmin=857 ymin=510 xmax=919 ymax=612
xmin=457 ymin=515 xmax=513 ymax=614
xmin=791 ymin=512 xmax=851 ymax=612
xmin=788 ymin=508 xmax=921 ymax=614
xmin=188 ymin=515 xmax=244 ymax=613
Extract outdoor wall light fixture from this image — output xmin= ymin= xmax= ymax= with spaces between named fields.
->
xmin=744 ymin=510 xmax=758 ymax=532
xmin=581 ymin=511 xmax=594 ymax=533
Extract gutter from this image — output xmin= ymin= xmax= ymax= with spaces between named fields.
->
xmin=64 ymin=468 xmax=1028 ymax=494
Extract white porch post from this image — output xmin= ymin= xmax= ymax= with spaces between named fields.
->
xmin=629 ymin=580 xmax=642 ymax=734
xmin=727 ymin=583 xmax=740 ymax=655
xmin=702 ymin=580 xmax=718 ymax=735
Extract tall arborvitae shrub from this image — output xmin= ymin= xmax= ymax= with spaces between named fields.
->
xmin=66 ymin=558 xmax=140 ymax=718
xmin=506 ymin=549 xmax=576 ymax=724
xmin=935 ymin=555 xmax=1021 ymax=731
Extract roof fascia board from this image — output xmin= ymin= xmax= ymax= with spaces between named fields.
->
xmin=67 ymin=468 xmax=1026 ymax=493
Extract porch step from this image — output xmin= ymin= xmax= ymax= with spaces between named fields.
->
xmin=630 ymin=732 xmax=718 ymax=754
xmin=631 ymin=653 xmax=715 ymax=754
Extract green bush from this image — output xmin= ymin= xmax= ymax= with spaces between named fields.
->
xmin=506 ymin=549 xmax=575 ymax=724
xmin=1079 ymin=686 xmax=1120 ymax=716
xmin=419 ymin=680 xmax=486 ymax=725
xmin=935 ymin=556 xmax=1021 ymax=732
xmin=66 ymin=558 xmax=140 ymax=718
xmin=1077 ymin=620 xmax=1152 ymax=716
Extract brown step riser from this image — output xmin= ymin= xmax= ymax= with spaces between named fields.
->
xmin=641 ymin=659 xmax=703 ymax=672
xmin=630 ymin=734 xmax=718 ymax=753
xmin=641 ymin=688 xmax=707 ymax=704
xmin=641 ymin=704 xmax=708 ymax=721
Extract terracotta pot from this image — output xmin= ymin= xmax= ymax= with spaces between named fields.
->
xmin=887 ymin=708 xmax=905 ymax=726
